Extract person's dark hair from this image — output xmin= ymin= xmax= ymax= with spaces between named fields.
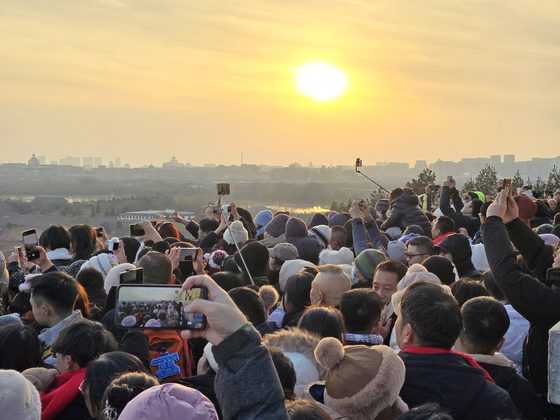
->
xmin=75 ymin=283 xmax=93 ymax=319
xmin=39 ymin=225 xmax=70 ymax=251
xmin=84 ymin=351 xmax=147 ymax=416
xmin=554 ymin=212 xmax=560 ymax=226
xmin=222 ymin=255 xmax=241 ymax=275
xmin=481 ymin=270 xmax=505 ymax=301
xmin=236 ymin=207 xmax=257 ymax=239
xmin=76 ymin=266 xmax=104 ymax=290
xmin=460 ymin=297 xmax=510 ymax=355
xmin=479 ymin=201 xmax=492 ymax=218
xmin=471 ymin=199 xmax=483 ymax=219
xmin=137 ymin=251 xmax=172 ymax=285
xmin=228 ymin=287 xmax=266 ymax=326
xmin=434 ymin=216 xmax=455 ymax=235
xmin=394 ymin=403 xmax=453 ymax=420
xmin=199 ymin=218 xmax=219 ymax=234
xmin=400 ymin=281 xmax=462 ymax=350
xmin=0 ymin=325 xmax=43 ymax=372
xmin=100 ymin=372 xmax=159 ymax=420
xmin=403 ymin=225 xmax=424 ymax=236
xmin=121 ymin=237 xmax=141 ymax=264
xmin=211 ymin=271 xmax=243 ymax=291
xmin=451 ymin=278 xmax=490 ymax=307
xmin=286 ymin=399 xmax=333 ymax=420
xmin=330 ymin=226 xmax=347 ymax=247
xmin=406 ymin=236 xmax=435 ymax=256
xmin=375 ymin=260 xmax=408 ymax=282
xmin=51 ymin=320 xmax=118 ymax=368
xmin=7 ymin=291 xmax=32 ymax=316
xmin=339 ymin=289 xmax=382 ymax=334
xmin=389 ymin=187 xmax=404 ymax=204
xmin=298 ymin=306 xmax=345 ymax=341
xmin=269 ymin=347 xmax=296 ymax=401
xmin=284 ymin=273 xmax=314 ymax=311
xmin=30 ymin=272 xmax=80 ymax=316
xmin=69 ymin=224 xmax=97 ymax=261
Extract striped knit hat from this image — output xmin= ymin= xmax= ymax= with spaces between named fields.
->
xmin=354 ymin=249 xmax=386 ymax=281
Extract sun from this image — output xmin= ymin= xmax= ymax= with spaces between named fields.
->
xmin=295 ymin=62 xmax=348 ymax=101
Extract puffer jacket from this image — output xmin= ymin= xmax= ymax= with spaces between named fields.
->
xmin=380 ymin=189 xmax=431 ymax=236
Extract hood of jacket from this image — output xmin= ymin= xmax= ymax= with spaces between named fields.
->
xmin=392 ymin=189 xmax=420 ymax=208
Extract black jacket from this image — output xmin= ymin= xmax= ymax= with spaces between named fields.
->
xmin=435 ymin=233 xmax=481 ymax=280
xmin=478 ymin=361 xmax=543 ymax=420
xmin=482 ymin=216 xmax=560 ymax=395
xmin=380 ymin=189 xmax=432 ymax=236
xmin=399 ymin=351 xmax=518 ymax=420
xmin=440 ymin=186 xmax=481 ymax=238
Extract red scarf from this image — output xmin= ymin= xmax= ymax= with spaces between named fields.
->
xmin=433 ymin=231 xmax=455 ymax=246
xmin=402 ymin=347 xmax=495 ymax=383
xmin=40 ymin=367 xmax=87 ymax=420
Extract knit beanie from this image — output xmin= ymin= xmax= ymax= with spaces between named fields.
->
xmin=328 ymin=211 xmax=338 ymax=219
xmin=319 ymin=248 xmax=355 ymax=266
xmin=534 ymin=201 xmax=551 ymax=219
xmin=223 ymin=221 xmax=249 ymax=245
xmin=309 ymin=225 xmax=331 ymax=249
xmin=422 ymin=256 xmax=455 ymax=286
xmin=314 ymin=338 xmax=408 ymax=420
xmin=269 ymin=243 xmax=299 ymax=262
xmin=308 ymin=213 xmax=329 ymax=229
xmin=254 ymin=210 xmax=273 ymax=236
xmin=515 ymin=195 xmax=537 ymax=220
xmin=265 ymin=214 xmax=289 ymax=238
xmin=104 ymin=263 xmax=136 ymax=292
xmin=285 ymin=217 xmax=308 ymax=238
xmin=385 ymin=227 xmax=403 ymax=241
xmin=329 ymin=213 xmax=351 ymax=228
xmin=80 ymin=253 xmax=118 ymax=279
xmin=234 ymin=241 xmax=269 ymax=277
xmin=387 ymin=241 xmax=407 ymax=263
xmin=207 ymin=249 xmax=229 ymax=274
xmin=119 ymin=383 xmax=218 ymax=420
xmin=536 ymin=224 xmax=554 ymax=235
xmin=375 ymin=199 xmax=390 ymax=212
xmin=0 ymin=313 xmax=23 ymax=326
xmin=279 ymin=259 xmax=316 ymax=292
xmin=0 ymin=369 xmax=41 ymax=420
xmin=354 ymin=249 xmax=386 ymax=281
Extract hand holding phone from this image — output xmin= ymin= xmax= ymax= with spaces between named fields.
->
xmin=22 ymin=229 xmax=40 ymax=261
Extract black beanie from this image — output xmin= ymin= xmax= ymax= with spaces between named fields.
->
xmin=422 ymin=255 xmax=455 ymax=286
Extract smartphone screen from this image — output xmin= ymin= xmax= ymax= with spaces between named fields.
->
xmin=130 ymin=224 xmax=145 ymax=236
xmin=120 ymin=268 xmax=143 ymax=284
xmin=22 ymin=229 xmax=40 ymax=260
xmin=179 ymin=247 xmax=198 ymax=260
xmin=116 ymin=285 xmax=207 ymax=330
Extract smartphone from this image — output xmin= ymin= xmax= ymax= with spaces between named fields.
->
xmin=115 ymin=285 xmax=207 ymax=330
xmin=217 ymin=183 xmax=230 ymax=195
xmin=180 ymin=247 xmax=199 ymax=261
xmin=503 ymin=178 xmax=512 ymax=196
xmin=222 ymin=205 xmax=232 ymax=213
xmin=120 ymin=268 xmax=143 ymax=284
xmin=22 ymin=229 xmax=40 ymax=261
xmin=130 ymin=224 xmax=145 ymax=237
xmin=95 ymin=227 xmax=103 ymax=238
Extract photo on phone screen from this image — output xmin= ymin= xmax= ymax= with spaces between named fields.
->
xmin=129 ymin=224 xmax=145 ymax=237
xmin=120 ymin=268 xmax=143 ymax=284
xmin=179 ymin=247 xmax=198 ymax=261
xmin=22 ymin=229 xmax=40 ymax=260
xmin=116 ymin=285 xmax=207 ymax=330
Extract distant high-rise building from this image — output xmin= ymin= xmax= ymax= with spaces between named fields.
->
xmin=83 ymin=157 xmax=94 ymax=167
xmin=59 ymin=158 xmax=66 ymax=165
xmin=50 ymin=161 xmax=57 ymax=165
xmin=94 ymin=157 xmax=102 ymax=167
xmin=65 ymin=156 xmax=80 ymax=166
xmin=490 ymin=155 xmax=501 ymax=165
xmin=38 ymin=156 xmax=46 ymax=164
xmin=504 ymin=155 xmax=515 ymax=164
xmin=115 ymin=157 xmax=121 ymax=168
xmin=414 ymin=160 xmax=428 ymax=171
xmin=109 ymin=161 xmax=114 ymax=168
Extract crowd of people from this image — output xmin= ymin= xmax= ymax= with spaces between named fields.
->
xmin=1 ymin=180 xmax=560 ymax=420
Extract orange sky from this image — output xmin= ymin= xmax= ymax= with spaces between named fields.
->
xmin=1 ymin=0 xmax=559 ymax=167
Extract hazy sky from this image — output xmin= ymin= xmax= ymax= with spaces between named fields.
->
xmin=1 ymin=0 xmax=559 ymax=168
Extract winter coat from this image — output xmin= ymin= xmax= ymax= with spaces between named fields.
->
xmin=439 ymin=186 xmax=481 ymax=238
xmin=380 ymin=189 xmax=431 ymax=236
xmin=263 ymin=328 xmax=326 ymax=398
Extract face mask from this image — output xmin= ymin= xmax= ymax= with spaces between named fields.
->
xmin=350 ymin=266 xmax=360 ymax=285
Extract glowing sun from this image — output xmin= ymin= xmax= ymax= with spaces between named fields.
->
xmin=295 ymin=62 xmax=348 ymax=101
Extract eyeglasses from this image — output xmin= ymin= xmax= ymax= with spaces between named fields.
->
xmin=78 ymin=380 xmax=86 ymax=394
xmin=405 ymin=252 xmax=427 ymax=259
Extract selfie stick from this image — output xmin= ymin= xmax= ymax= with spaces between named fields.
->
xmin=355 ymin=158 xmax=390 ymax=194
xmin=220 ymin=198 xmax=255 ymax=286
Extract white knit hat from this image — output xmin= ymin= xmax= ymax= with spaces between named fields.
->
xmin=318 ymin=247 xmax=354 ymax=266
xmin=222 ymin=221 xmax=249 ymax=245
xmin=0 ymin=370 xmax=41 ymax=420
xmin=80 ymin=254 xmax=118 ymax=279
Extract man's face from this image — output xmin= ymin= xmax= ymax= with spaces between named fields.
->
xmin=30 ymin=294 xmax=48 ymax=327
xmin=431 ymin=222 xmax=439 ymax=240
xmin=373 ymin=270 xmax=399 ymax=306
xmin=406 ymin=245 xmax=429 ymax=266
xmin=461 ymin=201 xmax=473 ymax=216
xmin=438 ymin=250 xmax=453 ymax=262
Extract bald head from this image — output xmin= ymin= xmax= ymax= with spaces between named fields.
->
xmin=309 ymin=264 xmax=352 ymax=308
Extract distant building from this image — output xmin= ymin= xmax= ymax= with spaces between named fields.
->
xmin=117 ymin=209 xmax=195 ymax=222
xmin=38 ymin=156 xmax=46 ymax=165
xmin=163 ymin=156 xmax=183 ymax=167
xmin=123 ymin=163 xmax=131 ymax=169
xmin=414 ymin=160 xmax=428 ymax=171
xmin=59 ymin=158 xmax=66 ymax=165
xmin=490 ymin=155 xmax=501 ymax=165
xmin=94 ymin=157 xmax=102 ymax=167
xmin=504 ymin=155 xmax=515 ymax=164
xmin=83 ymin=157 xmax=94 ymax=167
xmin=28 ymin=154 xmax=40 ymax=166
xmin=115 ymin=157 xmax=121 ymax=168
xmin=50 ymin=161 xmax=57 ymax=165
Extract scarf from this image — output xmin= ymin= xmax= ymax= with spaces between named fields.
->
xmin=40 ymin=367 xmax=87 ymax=420
xmin=402 ymin=347 xmax=494 ymax=383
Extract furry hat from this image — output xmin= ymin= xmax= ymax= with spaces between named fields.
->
xmin=265 ymin=214 xmax=289 ymax=237
xmin=319 ymin=247 xmax=354 ymax=266
xmin=286 ymin=217 xmax=308 ymax=238
xmin=309 ymin=225 xmax=331 ymax=249
xmin=259 ymin=285 xmax=279 ymax=311
xmin=223 ymin=221 xmax=249 ymax=245
xmin=354 ymin=249 xmax=386 ymax=281
xmin=314 ymin=338 xmax=408 ymax=420
xmin=80 ymin=253 xmax=118 ymax=279
xmin=279 ymin=259 xmax=316 ymax=292
xmin=270 ymin=243 xmax=299 ymax=262
xmin=328 ymin=213 xmax=351 ymax=228
xmin=515 ymin=195 xmax=537 ymax=220
xmin=308 ymin=213 xmax=329 ymax=229
xmin=0 ymin=370 xmax=42 ymax=420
